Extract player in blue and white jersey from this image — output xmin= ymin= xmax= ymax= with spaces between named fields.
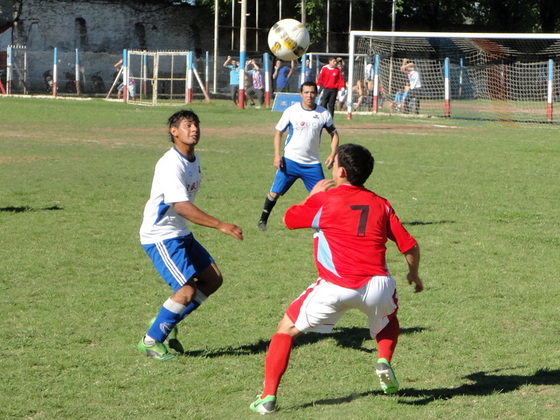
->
xmin=137 ymin=109 xmax=243 ymax=361
xmin=257 ymin=81 xmax=340 ymax=231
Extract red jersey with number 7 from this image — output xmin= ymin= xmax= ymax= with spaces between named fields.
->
xmin=283 ymin=184 xmax=417 ymax=289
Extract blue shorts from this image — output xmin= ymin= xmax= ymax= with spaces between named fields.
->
xmin=142 ymin=234 xmax=215 ymax=293
xmin=270 ymin=157 xmax=325 ymax=195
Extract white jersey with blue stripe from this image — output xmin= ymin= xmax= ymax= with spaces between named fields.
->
xmin=140 ymin=147 xmax=201 ymax=244
xmin=275 ymin=102 xmax=336 ymax=165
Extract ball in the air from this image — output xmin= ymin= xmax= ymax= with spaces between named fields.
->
xmin=267 ymin=19 xmax=310 ymax=61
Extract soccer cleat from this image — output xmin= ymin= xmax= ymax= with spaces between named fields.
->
xmin=137 ymin=338 xmax=177 ymax=361
xmin=148 ymin=317 xmax=184 ymax=353
xmin=257 ymin=220 xmax=267 ymax=232
xmin=250 ymin=395 xmax=276 ymax=415
xmin=376 ymin=358 xmax=399 ymax=394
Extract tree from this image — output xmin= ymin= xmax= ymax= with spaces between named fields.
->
xmin=460 ymin=0 xmax=560 ymax=33
xmin=0 ymin=0 xmax=18 ymax=28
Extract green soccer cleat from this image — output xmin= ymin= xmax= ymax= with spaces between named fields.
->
xmin=148 ymin=317 xmax=184 ymax=354
xmin=137 ymin=338 xmax=177 ymax=361
xmin=250 ymin=395 xmax=276 ymax=415
xmin=376 ymin=358 xmax=399 ymax=394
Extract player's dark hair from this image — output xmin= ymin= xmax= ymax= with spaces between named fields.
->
xmin=167 ymin=109 xmax=200 ymax=142
xmin=336 ymin=143 xmax=374 ymax=186
xmin=300 ymin=80 xmax=317 ymax=93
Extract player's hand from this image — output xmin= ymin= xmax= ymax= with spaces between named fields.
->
xmin=325 ymin=155 xmax=335 ymax=169
xmin=274 ymin=156 xmax=283 ymax=170
xmin=309 ymin=179 xmax=335 ymax=196
xmin=218 ymin=222 xmax=243 ymax=240
xmin=407 ymin=273 xmax=423 ymax=293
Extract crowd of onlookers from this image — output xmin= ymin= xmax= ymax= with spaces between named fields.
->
xmin=221 ymin=54 xmax=422 ymax=114
xmin=221 ymin=55 xmax=372 ymax=112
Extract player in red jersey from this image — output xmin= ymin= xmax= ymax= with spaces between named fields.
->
xmin=317 ymin=56 xmax=346 ymax=118
xmin=250 ymin=143 xmax=423 ymax=414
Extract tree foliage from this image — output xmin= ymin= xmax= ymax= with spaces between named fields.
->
xmin=189 ymin=0 xmax=560 ymax=54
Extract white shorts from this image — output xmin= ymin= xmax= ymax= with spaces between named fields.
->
xmin=337 ymin=89 xmax=347 ymax=102
xmin=117 ymin=80 xmax=136 ymax=98
xmin=286 ymin=277 xmax=399 ymax=338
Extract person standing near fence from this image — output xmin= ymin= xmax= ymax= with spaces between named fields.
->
xmin=317 ymin=57 xmax=345 ymax=118
xmin=273 ymin=60 xmax=293 ymax=93
xmin=246 ymin=59 xmax=265 ymax=107
xmin=400 ymin=59 xmax=422 ymax=114
xmin=113 ymin=59 xmax=136 ymax=100
xmin=223 ymin=56 xmax=240 ymax=104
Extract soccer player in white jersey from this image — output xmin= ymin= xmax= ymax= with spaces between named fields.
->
xmin=137 ymin=109 xmax=243 ymax=361
xmin=257 ymin=81 xmax=340 ymax=231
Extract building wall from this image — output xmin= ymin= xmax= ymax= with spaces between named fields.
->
xmin=13 ymin=0 xmax=207 ymax=53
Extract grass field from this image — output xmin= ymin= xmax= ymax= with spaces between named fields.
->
xmin=0 ymin=97 xmax=559 ymax=420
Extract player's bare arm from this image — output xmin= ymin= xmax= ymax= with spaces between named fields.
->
xmin=324 ymin=131 xmax=340 ymax=169
xmin=273 ymin=130 xmax=284 ymax=169
xmin=173 ymin=201 xmax=243 ymax=240
xmin=404 ymin=244 xmax=423 ymax=292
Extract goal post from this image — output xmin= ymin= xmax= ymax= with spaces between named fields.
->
xmin=348 ymin=31 xmax=560 ymax=123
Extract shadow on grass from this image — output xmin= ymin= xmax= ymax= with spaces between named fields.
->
xmin=398 ymin=367 xmax=560 ymax=405
xmin=294 ymin=367 xmax=559 ymax=410
xmin=0 ymin=205 xmax=63 ymax=213
xmin=403 ymin=220 xmax=455 ymax=226
xmin=181 ymin=326 xmax=425 ymax=358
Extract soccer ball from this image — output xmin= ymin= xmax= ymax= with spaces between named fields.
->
xmin=267 ymin=19 xmax=310 ymax=61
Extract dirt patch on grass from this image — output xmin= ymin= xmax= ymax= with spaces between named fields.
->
xmin=201 ymin=122 xmax=469 ymax=139
xmin=0 ymin=156 xmax=51 ymax=163
xmin=341 ymin=123 xmax=465 ymax=135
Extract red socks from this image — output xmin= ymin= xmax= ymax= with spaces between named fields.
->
xmin=260 ymin=317 xmax=398 ymax=398
xmin=262 ymin=333 xmax=293 ymax=397
xmin=376 ymin=316 xmax=400 ymax=362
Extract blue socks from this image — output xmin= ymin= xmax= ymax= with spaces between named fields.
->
xmin=146 ymin=292 xmax=208 ymax=343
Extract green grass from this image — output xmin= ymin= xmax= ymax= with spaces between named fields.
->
xmin=0 ymin=97 xmax=558 ymax=419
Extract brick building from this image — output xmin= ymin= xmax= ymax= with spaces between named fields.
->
xmin=9 ymin=0 xmax=208 ymax=52
xmin=0 ymin=0 xmax=218 ymax=93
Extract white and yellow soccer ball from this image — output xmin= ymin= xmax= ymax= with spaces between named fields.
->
xmin=267 ymin=19 xmax=310 ymax=61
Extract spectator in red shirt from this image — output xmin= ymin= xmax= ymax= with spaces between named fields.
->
xmin=317 ymin=57 xmax=346 ymax=118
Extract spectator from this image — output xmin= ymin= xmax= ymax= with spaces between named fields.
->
xmin=400 ymin=58 xmax=422 ymax=114
xmin=114 ymin=59 xmax=136 ymax=100
xmin=272 ymin=60 xmax=293 ymax=93
xmin=246 ymin=59 xmax=265 ymax=107
xmin=296 ymin=58 xmax=314 ymax=84
xmin=352 ymin=79 xmax=365 ymax=111
xmin=223 ymin=56 xmax=240 ymax=104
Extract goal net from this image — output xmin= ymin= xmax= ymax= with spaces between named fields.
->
xmin=125 ymin=50 xmax=209 ymax=105
xmin=348 ymin=31 xmax=560 ymax=123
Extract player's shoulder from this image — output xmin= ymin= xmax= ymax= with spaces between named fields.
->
xmin=284 ymin=103 xmax=301 ymax=114
xmin=158 ymin=147 xmax=178 ymax=162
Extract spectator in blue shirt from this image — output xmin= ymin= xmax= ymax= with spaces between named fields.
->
xmin=223 ymin=56 xmax=240 ymax=104
xmin=273 ymin=60 xmax=293 ymax=93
